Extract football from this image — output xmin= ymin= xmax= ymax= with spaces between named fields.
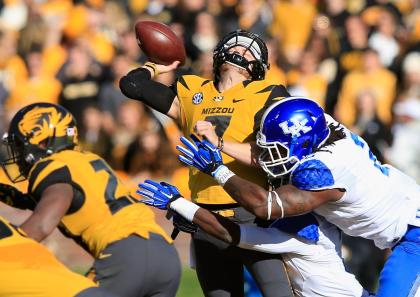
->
xmin=135 ymin=20 xmax=186 ymax=65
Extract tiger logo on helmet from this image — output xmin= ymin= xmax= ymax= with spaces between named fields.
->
xmin=1 ymin=102 xmax=78 ymax=182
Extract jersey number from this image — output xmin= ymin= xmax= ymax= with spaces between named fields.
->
xmin=350 ymin=133 xmax=389 ymax=176
xmin=90 ymin=159 xmax=119 ymax=205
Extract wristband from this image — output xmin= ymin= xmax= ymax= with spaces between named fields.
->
xmin=217 ymin=137 xmax=224 ymax=151
xmin=212 ymin=165 xmax=235 ymax=186
xmin=143 ymin=62 xmax=159 ymax=76
xmin=272 ymin=191 xmax=284 ymax=219
xmin=170 ymin=198 xmax=200 ymax=222
xmin=267 ymin=191 xmax=273 ymax=220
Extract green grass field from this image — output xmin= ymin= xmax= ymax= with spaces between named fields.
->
xmin=177 ymin=267 xmax=204 ymax=297
xmin=75 ymin=265 xmax=204 ymax=296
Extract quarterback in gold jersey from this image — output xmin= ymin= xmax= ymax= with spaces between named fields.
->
xmin=0 ymin=215 xmax=117 ymax=297
xmin=120 ymin=30 xmax=293 ymax=297
xmin=1 ymin=103 xmax=180 ymax=297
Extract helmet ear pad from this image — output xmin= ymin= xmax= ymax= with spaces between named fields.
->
xmin=248 ymin=60 xmax=267 ymax=80
xmin=23 ymin=138 xmax=55 ymax=164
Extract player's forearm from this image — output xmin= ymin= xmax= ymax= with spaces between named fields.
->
xmin=193 ymin=209 xmax=241 ymax=245
xmin=20 ymin=217 xmax=54 ymax=242
xmin=221 ymin=175 xmax=317 ymax=220
xmin=239 ymin=226 xmax=310 ymax=254
xmin=221 ymin=141 xmax=260 ymax=167
xmin=194 ymin=122 xmax=260 ymax=167
xmin=223 ymin=175 xmax=269 ymax=219
xmin=20 ymin=183 xmax=73 ymax=242
xmin=169 ymin=198 xmax=240 ymax=244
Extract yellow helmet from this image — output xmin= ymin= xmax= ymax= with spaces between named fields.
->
xmin=2 ymin=102 xmax=78 ymax=182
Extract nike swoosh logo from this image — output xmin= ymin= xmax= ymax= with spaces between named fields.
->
xmin=233 ymin=99 xmax=246 ymax=103
xmin=98 ymin=253 xmax=112 ymax=259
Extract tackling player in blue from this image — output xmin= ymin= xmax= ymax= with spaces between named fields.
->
xmin=159 ymin=97 xmax=419 ymax=296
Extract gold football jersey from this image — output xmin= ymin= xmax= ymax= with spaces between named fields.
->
xmin=0 ymin=216 xmax=96 ymax=296
xmin=28 ymin=149 xmax=172 ymax=257
xmin=176 ymin=75 xmax=289 ymax=205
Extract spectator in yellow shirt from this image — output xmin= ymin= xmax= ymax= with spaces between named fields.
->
xmin=335 ymin=48 xmax=396 ymax=126
xmin=270 ymin=0 xmax=316 ymax=65
xmin=6 ymin=47 xmax=62 ymax=113
xmin=287 ymin=51 xmax=328 ymax=108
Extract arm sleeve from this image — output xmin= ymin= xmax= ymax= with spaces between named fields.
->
xmin=239 ymin=225 xmax=316 ymax=255
xmin=119 ymin=67 xmax=177 ymax=114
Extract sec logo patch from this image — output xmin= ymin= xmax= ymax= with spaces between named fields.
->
xmin=192 ymin=92 xmax=204 ymax=105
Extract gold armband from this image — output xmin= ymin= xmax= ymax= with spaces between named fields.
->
xmin=143 ymin=62 xmax=159 ymax=76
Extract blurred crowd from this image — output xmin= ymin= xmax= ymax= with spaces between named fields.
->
xmin=0 ymin=0 xmax=419 ymax=291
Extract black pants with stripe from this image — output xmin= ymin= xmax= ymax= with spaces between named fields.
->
xmin=192 ymin=206 xmax=293 ymax=297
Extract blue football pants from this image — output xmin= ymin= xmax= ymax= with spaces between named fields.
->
xmin=377 ymin=226 xmax=420 ymax=297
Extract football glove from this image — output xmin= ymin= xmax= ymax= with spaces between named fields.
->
xmin=137 ymin=180 xmax=198 ymax=239
xmin=0 ymin=183 xmax=36 ymax=210
xmin=176 ymin=134 xmax=224 ymax=176
xmin=137 ymin=180 xmax=182 ymax=210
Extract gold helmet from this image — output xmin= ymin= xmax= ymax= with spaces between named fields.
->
xmin=2 ymin=102 xmax=78 ymax=182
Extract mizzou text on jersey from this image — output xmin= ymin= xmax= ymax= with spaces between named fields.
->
xmin=176 ymin=75 xmax=289 ymax=205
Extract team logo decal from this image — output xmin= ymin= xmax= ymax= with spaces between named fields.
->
xmin=212 ymin=95 xmax=224 ymax=102
xmin=279 ymin=118 xmax=312 ymax=137
xmin=19 ymin=107 xmax=74 ymax=144
xmin=192 ymin=92 xmax=204 ymax=105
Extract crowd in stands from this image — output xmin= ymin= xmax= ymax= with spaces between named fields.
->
xmin=0 ymin=0 xmax=419 ymax=291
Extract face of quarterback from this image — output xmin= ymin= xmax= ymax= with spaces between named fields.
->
xmin=228 ymin=45 xmax=256 ymax=62
xmin=219 ymin=46 xmax=255 ymax=77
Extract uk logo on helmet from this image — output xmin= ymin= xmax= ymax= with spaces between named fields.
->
xmin=279 ymin=119 xmax=312 ymax=137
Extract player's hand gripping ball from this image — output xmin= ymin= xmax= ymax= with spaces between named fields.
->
xmin=135 ymin=20 xmax=186 ymax=65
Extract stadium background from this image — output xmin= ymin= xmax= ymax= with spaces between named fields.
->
xmin=0 ymin=0 xmax=418 ymax=295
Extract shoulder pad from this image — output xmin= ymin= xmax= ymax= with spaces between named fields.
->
xmin=291 ymin=159 xmax=334 ymax=190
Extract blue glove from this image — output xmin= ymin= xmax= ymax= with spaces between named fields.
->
xmin=137 ymin=180 xmax=198 ymax=239
xmin=176 ymin=134 xmax=224 ymax=176
xmin=137 ymin=180 xmax=182 ymax=210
